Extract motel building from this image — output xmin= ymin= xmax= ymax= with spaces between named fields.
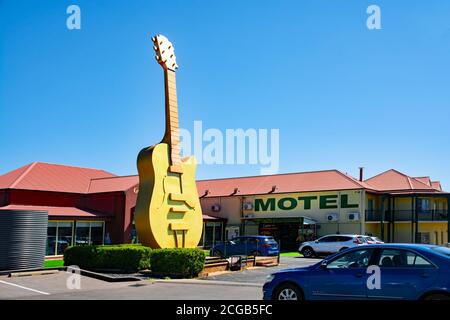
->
xmin=0 ymin=162 xmax=449 ymax=256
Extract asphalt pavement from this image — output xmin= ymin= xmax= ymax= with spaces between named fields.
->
xmin=0 ymin=256 xmax=319 ymax=300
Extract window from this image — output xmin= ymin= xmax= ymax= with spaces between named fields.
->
xmin=90 ymin=222 xmax=104 ymax=245
xmin=377 ymin=249 xmax=433 ymax=268
xmin=46 ymin=222 xmax=57 ymax=256
xmin=337 ymin=236 xmax=352 ymax=242
xmin=75 ymin=222 xmax=90 ymax=245
xmin=368 ymin=199 xmax=374 ymax=212
xmin=319 ymin=236 xmax=336 ymax=243
xmin=75 ymin=221 xmax=104 ymax=246
xmin=46 ymin=221 xmax=74 ymax=256
xmin=327 ymin=249 xmax=374 ymax=269
xmin=417 ymin=232 xmax=430 ymax=244
xmin=57 ymin=222 xmax=73 ymax=255
xmin=418 ymin=198 xmax=430 ymax=211
xmin=203 ymin=222 xmax=223 ymax=247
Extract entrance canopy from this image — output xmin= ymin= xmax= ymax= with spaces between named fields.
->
xmin=302 ymin=216 xmax=317 ymax=225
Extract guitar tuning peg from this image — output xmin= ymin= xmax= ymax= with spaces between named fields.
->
xmin=155 ymin=55 xmax=160 ymax=61
xmin=151 ymin=36 xmax=156 ymax=42
xmin=153 ymin=46 xmax=158 ymax=51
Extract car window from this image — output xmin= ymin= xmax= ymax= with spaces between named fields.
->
xmin=231 ymin=238 xmax=243 ymax=245
xmin=327 ymin=249 xmax=374 ymax=269
xmin=319 ymin=236 xmax=336 ymax=242
xmin=377 ymin=249 xmax=434 ymax=268
xmin=247 ymin=238 xmax=258 ymax=245
xmin=338 ymin=236 xmax=352 ymax=242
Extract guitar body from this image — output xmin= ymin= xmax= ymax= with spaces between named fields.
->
xmin=135 ymin=143 xmax=203 ymax=248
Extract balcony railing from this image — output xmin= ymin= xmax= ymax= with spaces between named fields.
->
xmin=365 ymin=209 xmax=448 ymax=222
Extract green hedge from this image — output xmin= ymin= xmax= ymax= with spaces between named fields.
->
xmin=64 ymin=244 xmax=152 ymax=272
xmin=150 ymin=248 xmax=206 ymax=278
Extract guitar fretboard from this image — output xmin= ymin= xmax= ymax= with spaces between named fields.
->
xmin=164 ymin=69 xmax=182 ymax=171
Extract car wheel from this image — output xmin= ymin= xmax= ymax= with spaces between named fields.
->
xmin=423 ymin=293 xmax=450 ymax=300
xmin=301 ymin=247 xmax=315 ymax=258
xmin=212 ymin=249 xmax=223 ymax=257
xmin=274 ymin=283 xmax=303 ymax=301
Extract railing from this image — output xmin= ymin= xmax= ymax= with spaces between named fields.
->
xmin=365 ymin=209 xmax=448 ymax=222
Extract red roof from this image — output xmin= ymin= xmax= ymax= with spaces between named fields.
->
xmin=0 ymin=162 xmax=115 ymax=193
xmin=414 ymin=176 xmax=432 ymax=186
xmin=364 ymin=169 xmax=443 ymax=193
xmin=0 ymin=205 xmax=113 ymax=218
xmin=0 ymin=162 xmax=446 ymax=197
xmin=88 ymin=175 xmax=139 ymax=193
xmin=431 ymin=181 xmax=442 ymax=191
xmin=196 ymin=170 xmax=371 ymax=197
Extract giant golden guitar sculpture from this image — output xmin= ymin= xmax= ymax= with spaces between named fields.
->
xmin=134 ymin=35 xmax=203 ymax=248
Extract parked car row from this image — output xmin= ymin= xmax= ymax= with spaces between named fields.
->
xmin=210 ymin=236 xmax=279 ymax=257
xmin=210 ymin=234 xmax=384 ymax=258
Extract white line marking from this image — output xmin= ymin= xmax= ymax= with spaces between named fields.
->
xmin=0 ymin=280 xmax=50 ymax=295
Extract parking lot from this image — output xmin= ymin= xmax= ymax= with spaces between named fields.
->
xmin=0 ymin=257 xmax=319 ymax=300
xmin=204 ymin=256 xmax=320 ymax=284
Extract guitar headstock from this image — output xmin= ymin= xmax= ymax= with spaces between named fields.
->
xmin=152 ymin=34 xmax=178 ymax=71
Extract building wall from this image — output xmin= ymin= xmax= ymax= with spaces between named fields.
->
xmin=200 ymin=196 xmax=242 ymax=225
xmin=83 ymin=192 xmax=127 ymax=243
xmin=241 ymin=189 xmax=363 ymax=237
xmin=3 ymin=189 xmax=129 ymax=244
xmin=365 ymin=222 xmax=448 ymax=244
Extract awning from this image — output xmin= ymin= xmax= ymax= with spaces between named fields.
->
xmin=0 ymin=205 xmax=113 ymax=219
xmin=302 ymin=217 xmax=317 ymax=225
xmin=202 ymin=214 xmax=227 ymax=221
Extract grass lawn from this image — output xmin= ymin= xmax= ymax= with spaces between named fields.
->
xmin=44 ymin=259 xmax=64 ymax=268
xmin=280 ymin=252 xmax=302 ymax=257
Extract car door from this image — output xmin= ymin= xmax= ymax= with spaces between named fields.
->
xmin=307 ymin=248 xmax=375 ymax=300
xmin=226 ymin=237 xmax=242 ymax=255
xmin=367 ymin=248 xmax=440 ymax=300
xmin=315 ymin=236 xmax=334 ymax=253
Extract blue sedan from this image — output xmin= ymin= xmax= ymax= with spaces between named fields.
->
xmin=263 ymin=244 xmax=450 ymax=300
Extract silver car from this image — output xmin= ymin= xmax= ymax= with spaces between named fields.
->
xmin=299 ymin=234 xmax=366 ymax=257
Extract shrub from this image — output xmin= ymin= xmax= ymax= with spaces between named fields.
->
xmin=150 ymin=248 xmax=206 ymax=278
xmin=64 ymin=244 xmax=152 ymax=272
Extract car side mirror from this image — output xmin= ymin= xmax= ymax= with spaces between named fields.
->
xmin=320 ymin=260 xmax=328 ymax=269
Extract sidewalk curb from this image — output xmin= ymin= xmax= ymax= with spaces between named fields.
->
xmin=153 ymin=279 xmax=262 ymax=287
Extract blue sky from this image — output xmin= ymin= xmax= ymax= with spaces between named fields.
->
xmin=1 ymin=0 xmax=450 ymax=188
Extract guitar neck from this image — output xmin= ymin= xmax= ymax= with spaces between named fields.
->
xmin=163 ymin=69 xmax=182 ymax=169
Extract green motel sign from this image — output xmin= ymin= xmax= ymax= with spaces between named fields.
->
xmin=254 ymin=194 xmax=359 ymax=212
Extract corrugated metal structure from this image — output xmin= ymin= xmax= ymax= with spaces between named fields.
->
xmin=0 ymin=210 xmax=48 ymax=270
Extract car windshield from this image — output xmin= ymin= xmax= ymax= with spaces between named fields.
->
xmin=327 ymin=249 xmax=374 ymax=269
xmin=430 ymin=246 xmax=450 ymax=258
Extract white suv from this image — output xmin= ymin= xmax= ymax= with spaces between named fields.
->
xmin=299 ymin=234 xmax=366 ymax=258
